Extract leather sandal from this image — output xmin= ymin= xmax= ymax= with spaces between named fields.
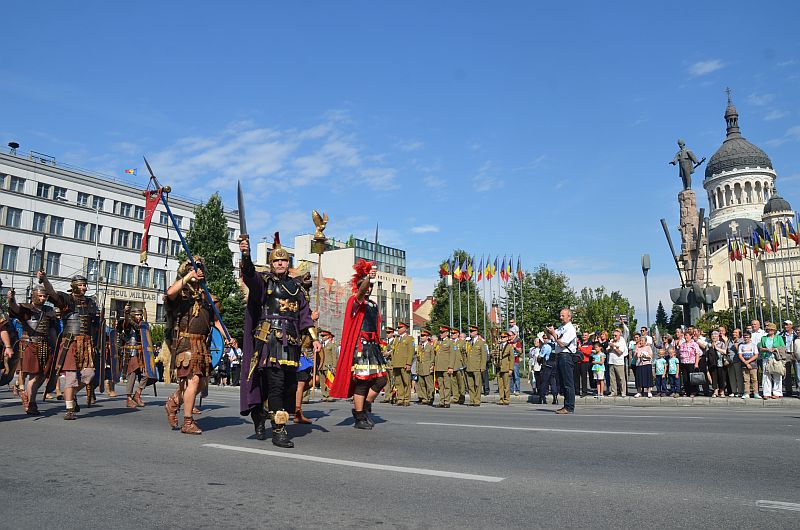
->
xmin=164 ymin=395 xmax=180 ymax=429
xmin=180 ymin=417 xmax=202 ymax=435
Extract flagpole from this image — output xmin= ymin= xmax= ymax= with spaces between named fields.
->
xmin=448 ymin=260 xmax=454 ymax=331
xmin=466 ymin=257 xmax=471 ymax=331
xmin=777 ymin=221 xmax=792 ymax=321
xmin=749 ymin=243 xmax=764 ymax=325
xmin=726 ymin=236 xmax=738 ymax=330
xmin=736 ymin=235 xmax=751 ymax=323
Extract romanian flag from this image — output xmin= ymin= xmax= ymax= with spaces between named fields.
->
xmin=488 ymin=257 xmax=497 ymax=280
xmin=484 ymin=256 xmax=493 ymax=280
xmin=787 ymin=219 xmax=799 ymax=245
xmin=324 ymin=370 xmax=335 ymax=389
xmin=505 ymin=257 xmax=512 ymax=281
xmin=477 ymin=256 xmax=484 ymax=282
xmin=465 ymin=258 xmax=473 ymax=281
xmin=124 ymin=168 xmax=137 ymax=175
xmin=516 ymin=256 xmax=523 ymax=280
xmin=773 ymin=224 xmax=781 ymax=250
xmin=453 ymin=257 xmax=462 ymax=282
xmin=439 ymin=260 xmax=450 ymax=278
xmin=764 ymin=227 xmax=774 ymax=252
xmin=499 ymin=256 xmax=507 ymax=282
xmin=741 ymin=237 xmax=747 ymax=259
xmin=735 ymin=238 xmax=743 ymax=261
xmin=727 ymin=237 xmax=735 ymax=262
xmin=751 ymin=230 xmax=760 ymax=257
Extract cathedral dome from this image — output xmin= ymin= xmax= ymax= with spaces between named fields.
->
xmin=704 ymin=94 xmax=772 ymax=180
xmin=763 ymin=191 xmax=792 ymax=215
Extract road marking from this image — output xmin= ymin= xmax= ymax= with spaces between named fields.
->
xmin=204 ymin=443 xmax=504 ymax=482
xmin=417 ymin=422 xmax=659 ymax=436
xmin=756 ymin=500 xmax=800 ymax=512
xmin=574 ymin=414 xmax=705 ymax=419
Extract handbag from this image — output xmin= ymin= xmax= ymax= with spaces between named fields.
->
xmin=766 ymin=356 xmax=786 ymax=377
xmin=688 ymin=371 xmax=706 ymax=386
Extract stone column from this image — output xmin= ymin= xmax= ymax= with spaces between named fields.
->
xmin=677 ymin=190 xmax=707 ymax=285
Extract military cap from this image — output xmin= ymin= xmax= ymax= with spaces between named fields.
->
xmin=439 ymin=325 xmax=450 ymax=333
xmin=500 ymin=331 xmax=509 ymax=338
xmin=450 ymin=327 xmax=459 ymax=334
xmin=469 ymin=325 xmax=479 ymax=333
xmin=385 ymin=326 xmax=395 ymax=333
xmin=397 ymin=321 xmax=409 ymax=329
xmin=420 ymin=329 xmax=431 ymax=337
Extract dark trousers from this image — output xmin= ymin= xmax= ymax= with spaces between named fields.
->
xmin=655 ymin=375 xmax=667 ymax=394
xmin=231 ymin=364 xmax=241 ymax=386
xmin=482 ymin=362 xmax=490 ymax=394
xmin=680 ymin=363 xmax=697 ymax=395
xmin=711 ymin=366 xmax=727 ymax=392
xmin=264 ymin=366 xmax=298 ymax=413
xmin=556 ymin=353 xmax=576 ymax=412
xmin=538 ymin=365 xmax=558 ymax=400
xmin=574 ymin=361 xmax=590 ymax=395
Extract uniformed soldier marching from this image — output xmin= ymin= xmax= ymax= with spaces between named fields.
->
xmin=465 ymin=325 xmax=486 ymax=406
xmin=433 ymin=326 xmax=456 ymax=407
xmin=415 ymin=329 xmax=434 ymax=405
xmin=497 ymin=331 xmax=515 ymax=405
xmin=391 ymin=322 xmax=414 ymax=406
xmin=452 ymin=328 xmax=467 ymax=405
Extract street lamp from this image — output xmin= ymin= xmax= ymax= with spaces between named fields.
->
xmin=642 ymin=254 xmax=651 ymax=329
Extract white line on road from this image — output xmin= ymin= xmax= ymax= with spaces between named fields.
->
xmin=203 ymin=443 xmax=504 ymax=482
xmin=572 ymin=414 xmax=705 ymax=419
xmin=417 ymin=422 xmax=659 ymax=436
xmin=756 ymin=500 xmax=800 ymax=512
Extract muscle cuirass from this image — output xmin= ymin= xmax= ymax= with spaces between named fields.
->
xmin=62 ymin=297 xmax=97 ymax=336
xmin=124 ymin=326 xmax=142 ymax=348
xmin=260 ymin=276 xmax=304 ymax=339
xmin=360 ymin=301 xmax=379 ymax=333
xmin=23 ymin=305 xmax=55 ymax=339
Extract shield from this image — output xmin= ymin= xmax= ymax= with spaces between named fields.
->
xmin=209 ymin=327 xmax=224 ymax=368
xmin=0 ymin=321 xmax=21 ymax=386
xmin=139 ymin=322 xmax=160 ymax=380
xmin=107 ymin=328 xmax=120 ymax=382
xmin=45 ymin=333 xmax=71 ymax=395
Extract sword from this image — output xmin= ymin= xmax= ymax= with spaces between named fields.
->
xmin=372 ymin=223 xmax=379 ymax=265
xmin=693 ymin=157 xmax=706 ymax=170
xmin=237 ymin=180 xmax=248 ymax=257
xmin=38 ymin=234 xmax=47 ymax=283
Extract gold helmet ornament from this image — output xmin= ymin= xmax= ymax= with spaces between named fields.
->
xmin=269 ymin=232 xmax=290 ymax=263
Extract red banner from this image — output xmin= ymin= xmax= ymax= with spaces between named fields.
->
xmin=140 ymin=188 xmax=163 ymax=263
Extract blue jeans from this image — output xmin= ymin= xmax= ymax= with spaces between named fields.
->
xmin=668 ymin=374 xmax=680 ymax=394
xmin=655 ymin=375 xmax=667 ymax=394
xmin=556 ymin=353 xmax=576 ymax=412
xmin=511 ymin=363 xmax=520 ymax=393
xmin=795 ymin=361 xmax=800 ymax=391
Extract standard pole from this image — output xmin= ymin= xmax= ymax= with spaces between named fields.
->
xmin=726 ymin=237 xmax=738 ymax=331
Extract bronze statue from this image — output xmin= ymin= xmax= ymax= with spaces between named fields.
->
xmin=312 ymin=210 xmax=329 ymax=241
xmin=669 ymin=139 xmax=705 ymax=191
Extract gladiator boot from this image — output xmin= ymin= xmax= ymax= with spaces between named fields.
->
xmin=251 ymin=408 xmax=267 ymax=441
xmin=164 ymin=394 xmax=180 ymax=429
xmin=270 ymin=419 xmax=294 ymax=448
xmin=26 ymin=401 xmax=40 ymax=416
xmin=86 ymin=385 xmax=96 ymax=407
xmin=105 ymin=380 xmax=118 ymax=398
xmin=20 ymin=390 xmax=29 ymax=411
xmin=293 ymin=406 xmax=312 ymax=424
xmin=127 ymin=395 xmax=137 ymax=408
xmin=133 ymin=390 xmax=146 ymax=407
xmin=353 ymin=409 xmax=372 ymax=430
xmin=180 ymin=416 xmax=202 ymax=435
xmin=364 ymin=402 xmax=376 ymax=427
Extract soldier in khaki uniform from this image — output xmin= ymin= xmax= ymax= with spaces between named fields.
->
xmin=380 ymin=326 xmax=396 ymax=403
xmin=465 ymin=325 xmax=486 ymax=406
xmin=319 ymin=330 xmax=339 ymax=402
xmin=415 ymin=329 xmax=434 ymax=405
xmin=434 ymin=326 xmax=455 ymax=407
xmin=391 ymin=322 xmax=414 ymax=406
xmin=497 ymin=331 xmax=515 ymax=405
xmin=451 ymin=328 xmax=467 ymax=405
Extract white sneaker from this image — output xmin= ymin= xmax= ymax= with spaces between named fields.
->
xmin=634 ymin=393 xmax=642 ymax=398
xmin=647 ymin=393 xmax=653 ymax=398
xmin=741 ymin=394 xmax=749 ymax=399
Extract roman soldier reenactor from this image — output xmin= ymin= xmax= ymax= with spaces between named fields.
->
xmin=119 ymin=304 xmax=153 ymax=408
xmin=238 ymin=233 xmax=320 ymax=448
xmin=7 ymin=285 xmax=58 ymax=415
xmin=40 ymin=272 xmax=100 ymax=420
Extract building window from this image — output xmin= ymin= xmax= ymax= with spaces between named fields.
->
xmin=401 ymin=285 xmax=406 ymax=293
xmin=170 ymin=240 xmax=181 ymax=256
xmin=92 ymin=196 xmax=105 ymax=211
xmin=49 ymin=216 xmax=64 ymax=236
xmin=74 ymin=221 xmax=88 ymax=240
xmin=1 ymin=246 xmax=18 ymax=271
xmin=29 ymin=250 xmax=42 ymax=273
xmin=33 ymin=213 xmax=47 ymax=232
xmin=158 ymin=238 xmax=168 ymax=255
xmin=116 ymin=229 xmax=131 ymax=247
xmin=228 ymin=228 xmax=235 ymax=240
xmin=77 ymin=192 xmax=89 ymax=207
xmin=122 ymin=264 xmax=135 ymax=286
xmin=159 ymin=212 xmax=169 ymax=225
xmin=9 ymin=176 xmax=25 ymax=193
xmin=153 ymin=269 xmax=166 ymax=291
xmin=132 ymin=233 xmax=142 ymax=250
xmin=134 ymin=205 xmax=145 ymax=220
xmin=5 ymin=207 xmax=22 ymax=228
xmin=87 ymin=258 xmax=99 ymax=282
xmin=726 ymin=281 xmax=733 ymax=307
xmin=105 ymin=261 xmax=119 ymax=283
xmin=137 ymin=267 xmax=150 ymax=288
xmin=89 ymin=224 xmax=100 ymax=243
xmin=156 ymin=303 xmax=165 ymax=322
xmin=119 ymin=202 xmax=132 ymax=217
xmin=45 ymin=252 xmax=60 ymax=276
xmin=36 ymin=182 xmax=50 ymax=198
xmin=53 ymin=186 xmax=67 ymax=201
xmin=173 ymin=215 xmax=183 ymax=228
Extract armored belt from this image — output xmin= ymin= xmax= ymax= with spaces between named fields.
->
xmin=255 ymin=315 xmax=298 ymax=347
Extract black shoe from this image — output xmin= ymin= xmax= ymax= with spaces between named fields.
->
xmin=353 ymin=410 xmax=373 ymax=430
xmin=551 ymin=397 xmax=558 ymax=405
xmin=364 ymin=402 xmax=376 ymax=427
xmin=251 ymin=409 xmax=267 ymax=441
xmin=271 ymin=424 xmax=294 ymax=448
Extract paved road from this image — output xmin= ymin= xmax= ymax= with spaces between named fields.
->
xmin=1 ymin=384 xmax=798 ymax=529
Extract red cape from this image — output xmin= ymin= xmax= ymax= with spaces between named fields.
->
xmin=329 ymin=295 xmax=381 ymax=398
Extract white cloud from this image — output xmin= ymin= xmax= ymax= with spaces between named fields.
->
xmin=360 ymin=167 xmax=399 ymax=190
xmin=764 ymin=109 xmax=789 ymax=121
xmin=423 ymin=175 xmax=446 ymax=190
xmin=396 ymin=140 xmax=424 ymax=152
xmin=411 ymin=224 xmax=440 ymax=234
xmin=766 ymin=125 xmax=800 ymax=147
xmin=689 ymin=59 xmax=724 ymax=76
xmin=472 ymin=160 xmax=504 ymax=192
xmin=747 ymin=93 xmax=775 ymax=106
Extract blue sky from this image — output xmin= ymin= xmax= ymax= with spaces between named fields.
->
xmin=2 ymin=1 xmax=800 ymax=322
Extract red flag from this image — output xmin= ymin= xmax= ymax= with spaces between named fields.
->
xmin=140 ymin=188 xmax=163 ymax=263
xmin=477 ymin=256 xmax=484 ymax=282
xmin=516 ymin=256 xmax=523 ymax=280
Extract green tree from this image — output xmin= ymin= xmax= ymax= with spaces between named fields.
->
xmin=220 ymin=289 xmax=246 ymax=345
xmin=668 ymin=303 xmax=684 ymax=332
xmin=573 ymin=286 xmax=634 ymax=335
xmin=655 ymin=301 xmax=668 ymax=328
xmin=183 ymin=193 xmax=237 ymax=300
xmin=503 ymin=264 xmax=577 ymax=339
xmin=695 ymin=309 xmax=734 ymax=335
xmin=428 ymin=250 xmax=487 ymax=334
xmin=150 ymin=324 xmax=165 ymax=346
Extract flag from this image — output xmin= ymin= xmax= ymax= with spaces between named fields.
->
xmin=751 ymin=230 xmax=760 ymax=257
xmin=324 ymin=370 xmax=335 ymax=389
xmin=499 ymin=256 xmax=507 ymax=282
xmin=453 ymin=257 xmax=462 ymax=282
xmin=466 ymin=257 xmax=473 ymax=281
xmin=741 ymin=237 xmax=747 ymax=258
xmin=489 ymin=256 xmax=497 ymax=280
xmin=505 ymin=257 xmax=512 ymax=281
xmin=735 ymin=238 xmax=742 ymax=261
xmin=140 ymin=188 xmax=163 ymax=263
xmin=773 ymin=224 xmax=781 ymax=250
xmin=124 ymin=168 xmax=137 ymax=175
xmin=787 ymin=219 xmax=799 ymax=245
xmin=439 ymin=260 xmax=450 ymax=278
xmin=757 ymin=229 xmax=767 ymax=252
xmin=516 ymin=256 xmax=523 ymax=280
xmin=727 ymin=237 xmax=735 ymax=262
xmin=764 ymin=227 xmax=774 ymax=252
xmin=477 ymin=256 xmax=484 ymax=282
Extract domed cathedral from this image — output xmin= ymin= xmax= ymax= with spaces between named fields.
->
xmin=704 ymin=91 xmax=799 ymax=320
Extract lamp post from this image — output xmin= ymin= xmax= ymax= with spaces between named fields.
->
xmin=642 ymin=254 xmax=651 ymax=329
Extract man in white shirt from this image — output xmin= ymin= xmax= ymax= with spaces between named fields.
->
xmin=228 ymin=346 xmax=242 ymax=386
xmin=640 ymin=327 xmax=653 ymax=346
xmin=750 ymin=320 xmax=766 ymax=349
xmin=546 ymin=308 xmax=577 ymax=414
xmin=607 ymin=328 xmax=628 ymax=396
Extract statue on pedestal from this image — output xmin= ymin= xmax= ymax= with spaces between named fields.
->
xmin=669 ymin=139 xmax=705 ymax=191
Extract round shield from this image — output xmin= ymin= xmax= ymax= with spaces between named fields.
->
xmin=209 ymin=327 xmax=224 ymax=369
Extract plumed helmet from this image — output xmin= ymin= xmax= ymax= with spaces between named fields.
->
xmin=350 ymin=259 xmax=374 ymax=293
xmin=269 ymin=232 xmax=290 ymax=262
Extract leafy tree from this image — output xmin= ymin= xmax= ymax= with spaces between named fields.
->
xmin=183 ymin=193 xmax=237 ymax=300
xmin=573 ymin=286 xmax=634 ymax=335
xmin=655 ymin=301 xmax=668 ymax=329
xmin=220 ymin=289 xmax=245 ymax=345
xmin=503 ymin=264 xmax=576 ymax=339
xmin=695 ymin=309 xmax=733 ymax=336
xmin=428 ymin=249 xmax=487 ymax=334
xmin=668 ymin=303 xmax=684 ymax=332
xmin=150 ymin=324 xmax=165 ymax=346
